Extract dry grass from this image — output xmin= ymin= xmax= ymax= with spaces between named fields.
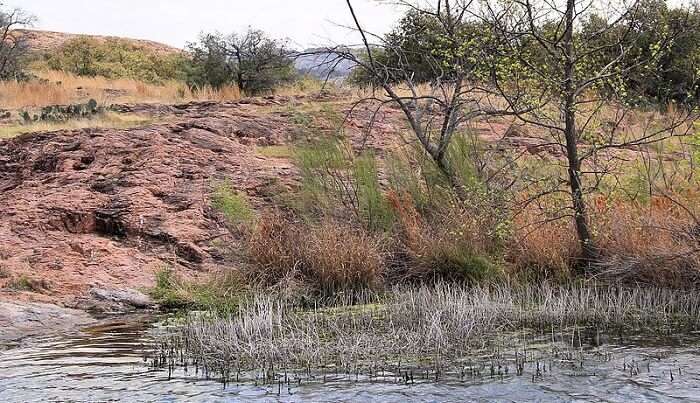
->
xmin=246 ymin=213 xmax=385 ymax=293
xmin=0 ymin=112 xmax=155 ymax=139
xmin=388 ymin=191 xmax=503 ymax=283
xmin=155 ymin=283 xmax=700 ymax=376
xmin=592 ymin=196 xmax=700 ymax=287
xmin=0 ymin=70 xmax=241 ymax=109
xmin=509 ymin=193 xmax=700 ymax=286
xmin=510 ymin=208 xmax=579 ymax=280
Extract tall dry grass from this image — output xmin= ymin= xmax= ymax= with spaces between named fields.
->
xmin=246 ymin=213 xmax=385 ymax=294
xmin=510 ymin=194 xmax=700 ymax=286
xmin=0 ymin=70 xmax=241 ymax=109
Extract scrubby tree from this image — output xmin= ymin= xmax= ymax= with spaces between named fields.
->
xmin=186 ymin=28 xmax=295 ymax=94
xmin=315 ymin=1 xmax=517 ymax=201
xmin=485 ymin=0 xmax=698 ymax=264
xmin=0 ymin=3 xmax=33 ymax=80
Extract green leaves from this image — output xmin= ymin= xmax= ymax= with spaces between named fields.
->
xmin=46 ymin=38 xmax=188 ymax=84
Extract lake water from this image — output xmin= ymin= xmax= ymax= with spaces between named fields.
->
xmin=1 ymin=318 xmax=700 ymax=402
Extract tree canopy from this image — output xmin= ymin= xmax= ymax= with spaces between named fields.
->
xmin=0 ymin=3 xmax=33 ymax=80
xmin=186 ymin=29 xmax=296 ymax=95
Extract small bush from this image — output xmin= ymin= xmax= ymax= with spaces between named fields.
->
xmin=7 ymin=276 xmax=51 ymax=293
xmin=246 ymin=213 xmax=385 ymax=294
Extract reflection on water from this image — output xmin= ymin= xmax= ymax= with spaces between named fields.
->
xmin=1 ymin=319 xmax=700 ymax=402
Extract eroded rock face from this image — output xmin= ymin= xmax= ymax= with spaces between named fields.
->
xmin=0 ymin=98 xmax=301 ymax=308
xmin=0 ymin=93 xmax=646 ymax=317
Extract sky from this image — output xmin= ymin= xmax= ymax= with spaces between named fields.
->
xmin=5 ymin=0 xmax=404 ymax=49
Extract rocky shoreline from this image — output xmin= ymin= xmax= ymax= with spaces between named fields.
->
xmin=0 ymin=300 xmax=95 ymax=345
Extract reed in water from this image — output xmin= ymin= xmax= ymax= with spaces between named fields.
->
xmin=153 ymin=282 xmax=700 ymax=381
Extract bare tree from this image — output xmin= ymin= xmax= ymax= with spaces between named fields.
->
xmin=0 ymin=4 xmax=33 ymax=80
xmin=310 ymin=0 xmax=518 ymax=201
xmin=483 ymin=0 xmax=698 ymax=265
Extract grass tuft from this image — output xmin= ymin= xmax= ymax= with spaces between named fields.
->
xmin=211 ymin=182 xmax=255 ymax=225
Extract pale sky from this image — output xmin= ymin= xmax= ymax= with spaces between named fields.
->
xmin=5 ymin=0 xmax=403 ymax=49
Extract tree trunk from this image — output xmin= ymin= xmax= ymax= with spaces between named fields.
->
xmin=563 ymin=0 xmax=597 ymax=266
xmin=435 ymin=153 xmax=469 ymax=202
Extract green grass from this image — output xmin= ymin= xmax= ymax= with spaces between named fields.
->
xmin=211 ymin=181 xmax=255 ymax=224
xmin=256 ymin=145 xmax=294 ymax=158
xmin=149 ymin=268 xmax=246 ymax=313
xmin=291 ymin=139 xmax=395 ymax=231
xmin=353 ymin=152 xmax=395 ymax=231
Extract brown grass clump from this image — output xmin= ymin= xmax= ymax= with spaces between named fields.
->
xmin=509 ymin=208 xmax=578 ymax=281
xmin=387 ymin=192 xmax=502 ymax=283
xmin=509 ymin=194 xmax=700 ymax=287
xmin=592 ymin=196 xmax=700 ymax=287
xmin=246 ymin=213 xmax=385 ymax=293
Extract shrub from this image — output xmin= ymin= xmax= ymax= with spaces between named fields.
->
xmin=246 ymin=213 xmax=385 ymax=294
xmin=45 ymin=37 xmax=189 ymax=84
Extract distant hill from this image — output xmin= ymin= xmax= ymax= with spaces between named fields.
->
xmin=294 ymin=49 xmax=358 ymax=81
xmin=15 ymin=29 xmax=182 ymax=55
xmin=18 ymin=30 xmax=356 ymax=81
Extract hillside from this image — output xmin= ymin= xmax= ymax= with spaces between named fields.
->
xmin=16 ymin=29 xmax=182 ymax=55
xmin=18 ymin=30 xmax=353 ymax=81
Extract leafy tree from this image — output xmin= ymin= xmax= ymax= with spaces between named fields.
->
xmin=488 ymin=0 xmax=698 ymax=265
xmin=577 ymin=0 xmax=700 ymax=104
xmin=186 ymin=28 xmax=295 ymax=94
xmin=0 ymin=3 xmax=33 ymax=80
xmin=349 ymin=8 xmax=491 ymax=87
